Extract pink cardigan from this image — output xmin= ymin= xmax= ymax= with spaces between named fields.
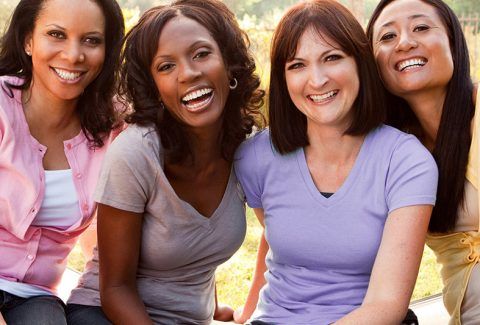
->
xmin=0 ymin=76 xmax=118 ymax=294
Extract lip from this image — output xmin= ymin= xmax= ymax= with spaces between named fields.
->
xmin=394 ymin=56 xmax=428 ymax=72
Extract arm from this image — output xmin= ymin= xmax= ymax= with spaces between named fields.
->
xmin=0 ymin=312 xmax=6 ymax=325
xmin=335 ymin=205 xmax=432 ymax=325
xmin=78 ymin=225 xmax=96 ymax=262
xmin=78 ymin=211 xmax=98 ymax=262
xmin=234 ymin=208 xmax=268 ymax=324
xmin=97 ymin=204 xmax=152 ymax=325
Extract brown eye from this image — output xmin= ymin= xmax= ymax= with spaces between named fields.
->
xmin=379 ymin=33 xmax=395 ymax=42
xmin=194 ymin=51 xmax=210 ymax=59
xmin=325 ymin=54 xmax=341 ymax=62
xmin=413 ymin=25 xmax=430 ymax=32
xmin=84 ymin=37 xmax=103 ymax=45
xmin=48 ymin=31 xmax=66 ymax=39
xmin=158 ymin=63 xmax=174 ymax=72
xmin=286 ymin=62 xmax=304 ymax=70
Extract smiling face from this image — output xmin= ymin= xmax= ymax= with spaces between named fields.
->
xmin=25 ymin=0 xmax=106 ymax=103
xmin=371 ymin=0 xmax=453 ymax=98
xmin=150 ymin=15 xmax=230 ymax=131
xmin=285 ymin=27 xmax=359 ymax=133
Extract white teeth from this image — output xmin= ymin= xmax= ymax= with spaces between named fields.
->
xmin=54 ymin=68 xmax=82 ymax=80
xmin=397 ymin=58 xmax=426 ymax=71
xmin=182 ymin=88 xmax=213 ymax=102
xmin=309 ymin=90 xmax=337 ymax=102
xmin=185 ymin=98 xmax=210 ymax=110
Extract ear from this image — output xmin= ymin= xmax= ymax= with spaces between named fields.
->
xmin=24 ymin=33 xmax=33 ymax=56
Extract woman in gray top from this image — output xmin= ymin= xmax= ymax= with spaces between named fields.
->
xmin=66 ymin=0 xmax=264 ymax=324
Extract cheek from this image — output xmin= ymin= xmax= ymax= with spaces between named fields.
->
xmin=373 ymin=48 xmax=391 ymax=76
xmin=285 ymin=74 xmax=302 ymax=101
xmin=91 ymin=48 xmax=106 ymax=70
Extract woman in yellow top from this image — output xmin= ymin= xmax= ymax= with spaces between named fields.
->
xmin=367 ymin=0 xmax=479 ymax=324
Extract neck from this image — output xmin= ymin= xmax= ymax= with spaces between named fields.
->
xmin=23 ymin=85 xmax=79 ymax=132
xmin=402 ymin=88 xmax=445 ymax=150
xmin=185 ymin=123 xmax=224 ymax=169
xmin=305 ymin=123 xmax=364 ymax=165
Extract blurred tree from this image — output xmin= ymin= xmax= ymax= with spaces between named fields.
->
xmin=0 ymin=0 xmax=18 ymax=32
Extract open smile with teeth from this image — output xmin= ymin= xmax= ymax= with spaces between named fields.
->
xmin=181 ymin=87 xmax=214 ymax=110
xmin=52 ymin=68 xmax=83 ymax=81
xmin=397 ymin=58 xmax=427 ymax=72
xmin=308 ymin=90 xmax=338 ymax=103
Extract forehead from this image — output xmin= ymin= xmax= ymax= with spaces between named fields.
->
xmin=157 ymin=15 xmax=218 ymax=53
xmin=35 ymin=0 xmax=105 ymax=31
xmin=374 ymin=0 xmax=443 ymax=31
xmin=294 ymin=27 xmax=340 ymax=55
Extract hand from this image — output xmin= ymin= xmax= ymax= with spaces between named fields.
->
xmin=213 ymin=304 xmax=234 ymax=322
xmin=233 ymin=306 xmax=250 ymax=324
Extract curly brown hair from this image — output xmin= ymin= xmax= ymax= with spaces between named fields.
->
xmin=120 ymin=0 xmax=265 ymax=164
xmin=0 ymin=0 xmax=125 ymax=148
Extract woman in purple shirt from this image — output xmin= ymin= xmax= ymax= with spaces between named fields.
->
xmin=233 ymin=1 xmax=438 ymax=324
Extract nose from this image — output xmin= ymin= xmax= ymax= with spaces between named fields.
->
xmin=395 ymin=31 xmax=418 ymax=52
xmin=61 ymin=41 xmax=85 ymax=63
xmin=308 ymin=66 xmax=328 ymax=89
xmin=178 ymin=60 xmax=201 ymax=83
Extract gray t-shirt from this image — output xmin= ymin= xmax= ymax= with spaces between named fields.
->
xmin=68 ymin=125 xmax=246 ymax=324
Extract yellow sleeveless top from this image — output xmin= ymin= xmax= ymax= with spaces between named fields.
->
xmin=426 ymin=91 xmax=480 ymax=325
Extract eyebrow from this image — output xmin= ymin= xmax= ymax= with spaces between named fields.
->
xmin=379 ymin=14 xmax=430 ymax=29
xmin=154 ymin=40 xmax=213 ymax=60
xmin=44 ymin=23 xmax=104 ymax=35
xmin=288 ymin=49 xmax=337 ymax=62
xmin=45 ymin=24 xmax=65 ymax=30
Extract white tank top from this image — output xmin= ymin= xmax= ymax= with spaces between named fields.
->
xmin=32 ymin=169 xmax=82 ymax=229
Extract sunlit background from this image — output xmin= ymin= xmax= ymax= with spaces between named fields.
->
xmin=1 ymin=0 xmax=478 ymax=308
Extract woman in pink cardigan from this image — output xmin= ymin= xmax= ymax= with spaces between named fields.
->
xmin=0 ymin=0 xmax=124 ymax=323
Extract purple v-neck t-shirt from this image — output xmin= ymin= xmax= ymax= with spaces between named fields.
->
xmin=234 ymin=125 xmax=438 ymax=324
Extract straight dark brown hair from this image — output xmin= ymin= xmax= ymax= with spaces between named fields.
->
xmin=269 ymin=0 xmax=386 ymax=154
xmin=367 ymin=0 xmax=474 ymax=233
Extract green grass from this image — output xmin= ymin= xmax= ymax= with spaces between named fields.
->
xmin=68 ymin=208 xmax=443 ymax=308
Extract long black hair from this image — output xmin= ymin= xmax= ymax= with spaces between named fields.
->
xmin=367 ymin=0 xmax=474 ymax=233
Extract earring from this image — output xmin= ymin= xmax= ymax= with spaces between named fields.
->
xmin=25 ymin=49 xmax=31 ymax=56
xmin=229 ymin=78 xmax=238 ymax=90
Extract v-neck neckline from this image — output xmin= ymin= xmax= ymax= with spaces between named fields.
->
xmin=296 ymin=131 xmax=373 ymax=207
xmin=161 ymin=166 xmax=235 ymax=226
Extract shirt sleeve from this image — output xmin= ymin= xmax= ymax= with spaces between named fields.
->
xmin=94 ymin=127 xmax=158 ymax=213
xmin=386 ymin=135 xmax=439 ymax=213
xmin=234 ymin=133 xmax=265 ymax=208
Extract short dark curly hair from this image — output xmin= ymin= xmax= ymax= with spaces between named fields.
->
xmin=0 ymin=0 xmax=125 ymax=148
xmin=121 ymin=0 xmax=265 ymax=164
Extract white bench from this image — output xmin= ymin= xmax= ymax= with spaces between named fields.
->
xmin=410 ymin=294 xmax=450 ymax=325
